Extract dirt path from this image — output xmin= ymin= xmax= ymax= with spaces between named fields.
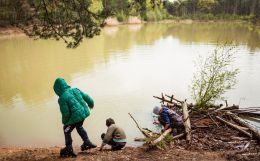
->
xmin=0 ymin=146 xmax=246 ymax=161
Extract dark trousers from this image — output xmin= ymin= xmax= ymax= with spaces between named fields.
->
xmin=105 ymin=139 xmax=126 ymax=150
xmin=63 ymin=120 xmax=90 ymax=146
xmin=108 ymin=140 xmax=126 ymax=150
xmin=101 ymin=134 xmax=126 ymax=150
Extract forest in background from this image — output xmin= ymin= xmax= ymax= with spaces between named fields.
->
xmin=0 ymin=0 xmax=260 ymax=27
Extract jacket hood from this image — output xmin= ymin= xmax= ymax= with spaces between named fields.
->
xmin=53 ymin=78 xmax=70 ymax=96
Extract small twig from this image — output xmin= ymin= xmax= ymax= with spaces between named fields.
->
xmin=128 ymin=113 xmax=150 ymax=138
xmin=208 ymin=113 xmax=219 ymax=127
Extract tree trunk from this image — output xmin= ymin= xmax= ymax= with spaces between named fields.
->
xmin=250 ymin=0 xmax=257 ymax=16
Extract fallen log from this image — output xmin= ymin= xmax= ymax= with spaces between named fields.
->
xmin=215 ymin=116 xmax=252 ymax=138
xmin=227 ymin=111 xmax=260 ymax=140
xmin=182 ymin=100 xmax=191 ymax=142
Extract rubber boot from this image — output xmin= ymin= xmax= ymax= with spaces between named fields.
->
xmin=81 ymin=140 xmax=97 ymax=151
xmin=60 ymin=145 xmax=77 ymax=158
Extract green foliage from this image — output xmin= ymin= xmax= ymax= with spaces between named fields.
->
xmin=145 ymin=133 xmax=174 ymax=149
xmin=146 ymin=7 xmax=168 ymax=21
xmin=21 ymin=0 xmax=103 ymax=48
xmin=116 ymin=11 xmax=128 ymax=22
xmin=191 ymin=44 xmax=239 ymax=109
xmin=165 ymin=0 xmax=260 ymax=22
xmin=197 ymin=0 xmax=218 ymax=13
xmin=102 ymin=0 xmax=130 ymax=17
xmin=3 ymin=0 xmax=258 ymax=48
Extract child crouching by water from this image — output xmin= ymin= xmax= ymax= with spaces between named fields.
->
xmin=99 ymin=118 xmax=127 ymax=151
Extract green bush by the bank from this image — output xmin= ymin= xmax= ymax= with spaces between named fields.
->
xmin=146 ymin=8 xmax=170 ymax=22
xmin=116 ymin=11 xmax=128 ymax=22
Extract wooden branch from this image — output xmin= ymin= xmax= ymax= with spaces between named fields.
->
xmin=151 ymin=128 xmax=172 ymax=145
xmin=182 ymin=100 xmax=191 ymax=142
xmin=153 ymin=96 xmax=175 ymax=104
xmin=225 ymin=100 xmax=228 ymax=107
xmin=208 ymin=113 xmax=219 ymax=127
xmin=165 ymin=94 xmax=183 ymax=104
xmin=215 ymin=116 xmax=252 ymax=138
xmin=128 ymin=113 xmax=151 ymax=138
xmin=134 ymin=137 xmax=146 ymax=142
xmin=227 ymin=111 xmax=260 ymax=141
xmin=172 ymin=132 xmax=185 ymax=139
xmin=215 ymin=104 xmax=239 ymax=111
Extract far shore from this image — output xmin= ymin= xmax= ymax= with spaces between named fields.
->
xmin=0 ymin=18 xmax=255 ymax=39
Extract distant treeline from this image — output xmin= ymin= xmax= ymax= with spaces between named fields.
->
xmin=165 ymin=0 xmax=260 ymax=22
xmin=0 ymin=0 xmax=260 ymax=27
xmin=0 ymin=0 xmax=32 ymax=26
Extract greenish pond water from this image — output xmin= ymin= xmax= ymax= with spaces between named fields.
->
xmin=0 ymin=22 xmax=260 ymax=147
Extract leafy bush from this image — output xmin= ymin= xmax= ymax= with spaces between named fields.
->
xmin=116 ymin=11 xmax=128 ymax=22
xmin=146 ymin=8 xmax=169 ymax=21
xmin=190 ymin=44 xmax=239 ymax=109
xmin=146 ymin=10 xmax=157 ymax=21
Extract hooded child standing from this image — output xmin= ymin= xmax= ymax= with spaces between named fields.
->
xmin=53 ymin=78 xmax=96 ymax=157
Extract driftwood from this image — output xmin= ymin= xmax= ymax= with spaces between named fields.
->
xmin=151 ymin=128 xmax=172 ymax=145
xmin=215 ymin=116 xmax=252 ymax=138
xmin=227 ymin=111 xmax=260 ymax=140
xmin=216 ymin=104 xmax=239 ymax=112
xmin=182 ymin=100 xmax=191 ymax=142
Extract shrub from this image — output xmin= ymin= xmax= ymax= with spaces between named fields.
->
xmin=190 ymin=44 xmax=239 ymax=109
xmin=116 ymin=11 xmax=128 ymax=22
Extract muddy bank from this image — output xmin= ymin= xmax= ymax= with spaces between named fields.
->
xmin=0 ymin=146 xmax=252 ymax=161
xmin=104 ymin=16 xmax=142 ymax=26
xmin=0 ymin=26 xmax=25 ymax=39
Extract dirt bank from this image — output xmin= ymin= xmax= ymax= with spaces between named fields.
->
xmin=1 ymin=144 xmax=260 ymax=161
xmin=0 ymin=146 xmax=244 ymax=161
xmin=104 ymin=16 xmax=142 ymax=26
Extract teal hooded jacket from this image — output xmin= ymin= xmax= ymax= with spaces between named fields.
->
xmin=53 ymin=78 xmax=94 ymax=125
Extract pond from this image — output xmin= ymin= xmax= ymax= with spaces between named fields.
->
xmin=0 ymin=22 xmax=260 ymax=147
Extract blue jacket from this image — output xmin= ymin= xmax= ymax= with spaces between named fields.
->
xmin=159 ymin=106 xmax=183 ymax=127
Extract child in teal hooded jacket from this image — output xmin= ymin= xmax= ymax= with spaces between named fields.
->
xmin=53 ymin=78 xmax=96 ymax=157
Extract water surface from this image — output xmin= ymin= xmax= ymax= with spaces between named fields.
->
xmin=0 ymin=22 xmax=260 ymax=147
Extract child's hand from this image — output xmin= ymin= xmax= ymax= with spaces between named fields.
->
xmin=153 ymin=121 xmax=160 ymax=125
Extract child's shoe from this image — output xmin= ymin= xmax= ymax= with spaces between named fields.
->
xmin=60 ymin=146 xmax=77 ymax=157
xmin=81 ymin=142 xmax=97 ymax=151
